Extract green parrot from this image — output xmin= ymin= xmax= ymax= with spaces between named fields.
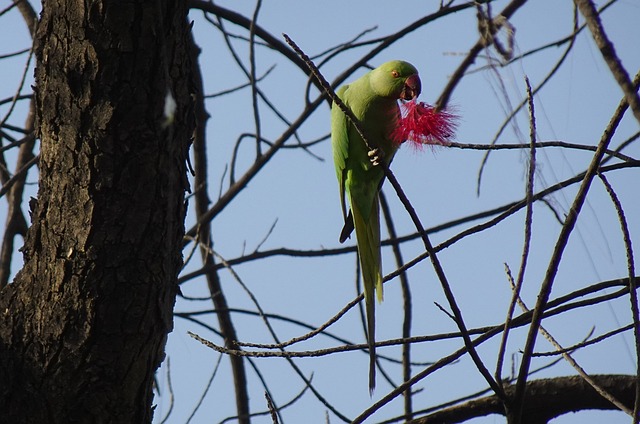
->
xmin=331 ymin=60 xmax=421 ymax=393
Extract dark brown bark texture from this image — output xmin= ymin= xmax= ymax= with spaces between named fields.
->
xmin=409 ymin=374 xmax=636 ymax=424
xmin=0 ymin=0 xmax=193 ymax=422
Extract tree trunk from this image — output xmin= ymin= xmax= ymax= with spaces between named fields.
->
xmin=0 ymin=0 xmax=193 ymax=422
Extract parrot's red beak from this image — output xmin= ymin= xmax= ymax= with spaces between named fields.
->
xmin=401 ymin=74 xmax=421 ymax=101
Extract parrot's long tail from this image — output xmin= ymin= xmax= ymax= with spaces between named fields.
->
xmin=366 ymin=290 xmax=376 ymax=395
xmin=351 ymin=195 xmax=383 ymax=394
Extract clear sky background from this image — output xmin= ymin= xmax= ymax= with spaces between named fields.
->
xmin=1 ymin=1 xmax=639 ymax=423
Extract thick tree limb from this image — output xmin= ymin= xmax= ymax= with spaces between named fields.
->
xmin=408 ymin=374 xmax=635 ymax=424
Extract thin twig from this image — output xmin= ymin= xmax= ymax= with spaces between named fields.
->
xmin=0 ymin=108 xmax=35 ymax=288
xmin=187 ymin=30 xmax=252 ymax=423
xmin=204 ymin=64 xmax=275 ymax=98
xmin=159 ymin=358 xmax=176 ymax=424
xmin=395 ymin=351 xmax=580 ymax=424
xmin=218 ymin=375 xmax=310 ymax=424
xmin=449 ymin=140 xmax=634 ymax=162
xmin=436 ymin=0 xmax=528 ymax=109
xmin=380 ymin=192 xmax=414 ymax=420
xmin=185 ymin=354 xmax=223 ymax=424
xmin=178 ymin=162 xmax=640 ymax=302
xmin=602 ymin=131 xmax=640 ymax=165
xmin=238 ymin=293 xmax=362 ymax=349
xmin=212 ymin=250 xmax=351 ymax=422
xmin=12 ymin=0 xmax=38 ymax=37
xmin=495 ymin=76 xmax=536 ymax=385
xmin=0 ymin=154 xmax=38 ymax=198
xmin=0 ymin=29 xmax=35 ymax=130
xmin=283 ymin=31 xmax=506 ymax=402
xmin=574 ymin=0 xmax=640 ymax=124
xmin=248 ymin=0 xmax=262 ymax=157
xmin=476 ymin=6 xmax=579 ymax=195
xmin=504 ymin=269 xmax=632 ymax=416
xmin=597 ymin=172 xmax=639 ymax=421
xmin=351 ymin=274 xmax=639 ymax=423
xmin=533 ymin=324 xmax=632 ymax=357
xmin=511 ymin=69 xmax=640 ymax=423
xmin=183 ymin=275 xmax=637 ymax=361
xmin=265 ymin=391 xmax=279 ymax=424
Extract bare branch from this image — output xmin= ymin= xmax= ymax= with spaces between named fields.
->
xmin=380 ymin=192 xmax=414 ymax=420
xmin=407 ymin=375 xmax=635 ymax=424
xmin=511 ymin=69 xmax=640 ymax=422
xmin=496 ymin=76 xmax=537 ymax=385
xmin=597 ymin=172 xmax=640 ymax=420
xmin=284 ymin=32 xmax=506 ymax=402
xmin=505 ymin=265 xmax=632 ymax=416
xmin=574 ymin=0 xmax=640 ymax=124
xmin=436 ymin=0 xmax=528 ymax=109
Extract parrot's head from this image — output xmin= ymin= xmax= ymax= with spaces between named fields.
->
xmin=370 ymin=60 xmax=421 ymax=101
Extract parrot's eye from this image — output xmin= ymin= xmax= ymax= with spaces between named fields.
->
xmin=391 ymin=70 xmax=400 ymax=78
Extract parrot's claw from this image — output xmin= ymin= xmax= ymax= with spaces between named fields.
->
xmin=368 ymin=148 xmax=383 ymax=166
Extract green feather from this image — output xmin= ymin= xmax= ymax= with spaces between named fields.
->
xmin=331 ymin=60 xmax=420 ymax=393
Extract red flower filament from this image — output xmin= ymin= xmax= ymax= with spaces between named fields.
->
xmin=392 ymin=100 xmax=458 ymax=148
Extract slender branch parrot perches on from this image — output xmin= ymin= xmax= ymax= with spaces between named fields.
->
xmin=331 ymin=60 xmax=421 ymax=393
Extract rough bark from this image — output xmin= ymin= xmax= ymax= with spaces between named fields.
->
xmin=0 ymin=0 xmax=193 ymax=422
xmin=409 ymin=374 xmax=636 ymax=424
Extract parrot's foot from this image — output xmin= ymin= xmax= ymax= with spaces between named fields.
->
xmin=368 ymin=148 xmax=383 ymax=166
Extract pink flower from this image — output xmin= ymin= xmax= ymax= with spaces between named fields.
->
xmin=392 ymin=100 xmax=458 ymax=148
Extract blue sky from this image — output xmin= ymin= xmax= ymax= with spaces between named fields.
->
xmin=1 ymin=1 xmax=639 ymax=423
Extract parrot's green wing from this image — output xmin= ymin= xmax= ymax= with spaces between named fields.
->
xmin=330 ymin=60 xmax=421 ymax=394
xmin=331 ymin=84 xmax=351 ymax=225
